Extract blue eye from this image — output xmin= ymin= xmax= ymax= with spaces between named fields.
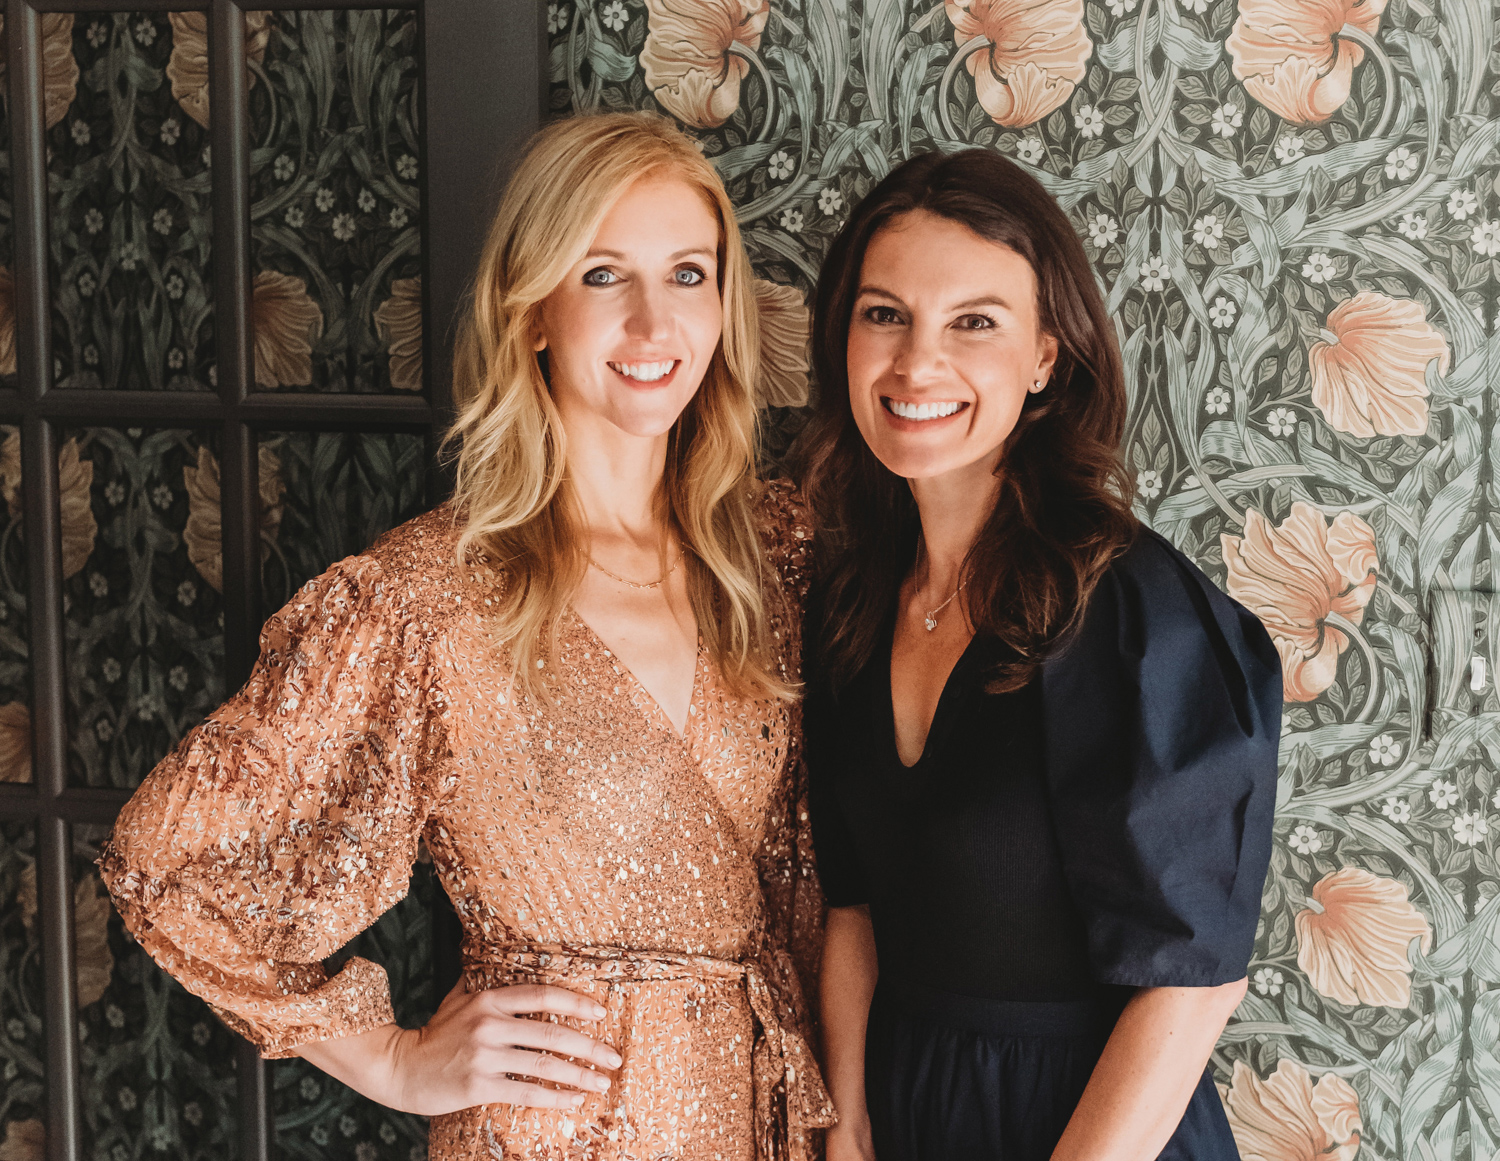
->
xmin=583 ymin=267 xmax=618 ymax=286
xmin=674 ymin=268 xmax=705 ymax=286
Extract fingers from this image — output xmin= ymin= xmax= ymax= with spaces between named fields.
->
xmin=488 ymin=984 xmax=608 ymax=1022
xmin=485 ymin=1013 xmax=623 ymax=1070
xmin=485 ymin=1078 xmax=594 ymax=1110
xmin=498 ymin=1048 xmax=613 ymax=1094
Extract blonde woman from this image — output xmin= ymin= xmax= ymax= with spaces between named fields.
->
xmin=101 ymin=113 xmax=834 ymax=1160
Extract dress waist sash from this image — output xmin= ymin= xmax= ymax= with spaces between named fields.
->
xmin=465 ymin=942 xmax=837 ymax=1161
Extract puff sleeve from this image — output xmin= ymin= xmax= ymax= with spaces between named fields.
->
xmin=1041 ymin=531 xmax=1281 ymax=988
xmin=98 ymin=555 xmax=454 ymax=1057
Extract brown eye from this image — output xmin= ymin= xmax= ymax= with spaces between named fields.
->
xmin=957 ymin=314 xmax=994 ymax=331
xmin=864 ymin=306 xmax=900 ymax=325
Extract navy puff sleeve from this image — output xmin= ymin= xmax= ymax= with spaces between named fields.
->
xmin=1041 ymin=529 xmax=1282 ymax=988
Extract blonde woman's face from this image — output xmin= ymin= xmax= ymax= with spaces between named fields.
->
xmin=537 ymin=175 xmax=724 ymax=439
xmin=847 ymin=211 xmax=1058 ymax=482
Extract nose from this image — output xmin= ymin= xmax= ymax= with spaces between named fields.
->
xmin=624 ymin=278 xmax=673 ymax=346
xmin=891 ymin=321 xmax=946 ymax=386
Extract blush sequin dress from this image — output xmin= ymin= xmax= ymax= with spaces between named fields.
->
xmin=99 ymin=483 xmax=835 ymax=1161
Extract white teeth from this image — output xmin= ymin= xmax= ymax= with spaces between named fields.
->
xmin=888 ymin=399 xmax=962 ymax=420
xmin=610 ymin=360 xmax=676 ymax=382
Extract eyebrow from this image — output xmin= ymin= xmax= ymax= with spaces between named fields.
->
xmin=856 ymin=285 xmax=1016 ymax=312
xmin=585 ymin=247 xmax=718 ymax=262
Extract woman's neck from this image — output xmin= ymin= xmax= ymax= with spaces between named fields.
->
xmin=908 ymin=458 xmax=1001 ymax=596
xmin=563 ymin=411 xmax=671 ymax=547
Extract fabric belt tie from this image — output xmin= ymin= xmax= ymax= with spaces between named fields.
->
xmin=465 ymin=942 xmax=837 ymax=1161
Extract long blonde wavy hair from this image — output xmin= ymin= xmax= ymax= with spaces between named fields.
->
xmin=447 ymin=113 xmax=788 ymax=701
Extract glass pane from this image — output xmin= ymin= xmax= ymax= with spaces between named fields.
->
xmin=0 ymin=823 xmax=44 ymax=1156
xmin=250 ymin=10 xmax=424 ymax=395
xmin=0 ymin=13 xmax=18 ymax=391
xmin=0 ymin=428 xmax=29 ymax=785
xmin=75 ymin=824 xmax=240 ymax=1160
xmin=48 ymin=13 xmax=215 ymax=391
xmin=63 ymin=427 xmax=225 ymax=789
xmin=262 ymin=430 xmax=427 ymax=615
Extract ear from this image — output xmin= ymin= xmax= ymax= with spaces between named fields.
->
xmin=532 ymin=329 xmax=548 ymax=353
xmin=1032 ymin=332 xmax=1060 ymax=391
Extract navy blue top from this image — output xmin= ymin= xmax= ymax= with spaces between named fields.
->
xmin=805 ymin=529 xmax=1282 ymax=999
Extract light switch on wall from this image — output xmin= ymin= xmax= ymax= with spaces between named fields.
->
xmin=1427 ymin=588 xmax=1498 ymax=736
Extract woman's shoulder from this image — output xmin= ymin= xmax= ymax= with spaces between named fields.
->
xmin=1059 ymin=525 xmax=1282 ymax=706
xmin=753 ymin=477 xmax=814 ymax=598
xmin=285 ymin=503 xmax=471 ymax=630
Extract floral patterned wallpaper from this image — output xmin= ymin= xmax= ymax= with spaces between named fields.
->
xmin=559 ymin=0 xmax=1500 ymax=1158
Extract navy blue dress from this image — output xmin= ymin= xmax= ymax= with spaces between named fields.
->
xmin=805 ymin=530 xmax=1282 ymax=1161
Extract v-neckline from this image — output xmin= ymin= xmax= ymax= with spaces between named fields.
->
xmin=884 ymin=619 xmax=979 ymax=771
xmin=568 ymin=607 xmax=703 ymax=742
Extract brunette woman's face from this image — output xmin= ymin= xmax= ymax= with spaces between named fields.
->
xmin=536 ymin=175 xmax=724 ymax=439
xmin=847 ymin=210 xmax=1058 ymax=481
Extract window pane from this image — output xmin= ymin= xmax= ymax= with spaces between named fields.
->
xmin=0 ymin=823 xmax=44 ymax=1157
xmin=63 ymin=427 xmax=224 ymax=789
xmin=0 ymin=17 xmax=15 ymax=392
xmin=49 ymin=14 xmax=216 ymax=392
xmin=75 ymin=825 xmax=240 ymax=1160
xmin=250 ymin=11 xmax=424 ymax=395
xmin=262 ymin=430 xmax=428 ymax=615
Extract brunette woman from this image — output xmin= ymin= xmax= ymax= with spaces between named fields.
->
xmin=101 ymin=114 xmax=833 ymax=1161
xmin=803 ymin=150 xmax=1280 ymax=1160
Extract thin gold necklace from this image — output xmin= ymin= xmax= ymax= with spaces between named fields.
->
xmin=916 ymin=536 xmax=967 ymax=631
xmin=588 ymin=552 xmax=681 ymax=590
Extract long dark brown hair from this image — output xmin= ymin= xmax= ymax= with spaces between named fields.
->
xmin=801 ymin=149 xmax=1138 ymax=693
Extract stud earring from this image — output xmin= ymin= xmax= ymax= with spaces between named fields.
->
xmin=1031 ymin=379 xmax=1045 ymax=393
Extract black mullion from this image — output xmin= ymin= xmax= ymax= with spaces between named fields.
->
xmin=0 ymin=390 xmax=435 ymax=428
xmin=22 ymin=419 xmax=80 ymax=1161
xmin=0 ymin=787 xmax=131 ymax=824
xmin=208 ymin=2 xmax=274 ymax=1158
xmin=10 ymin=4 xmax=84 ymax=1160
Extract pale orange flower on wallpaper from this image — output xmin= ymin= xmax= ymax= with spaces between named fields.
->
xmin=945 ymin=0 xmax=1091 ymax=128
xmin=1227 ymin=0 xmax=1386 ymax=124
xmin=0 ymin=431 xmax=98 ymax=580
xmin=0 ymin=14 xmax=77 ymax=129
xmin=0 ymin=268 xmax=15 ymax=379
xmin=18 ymin=863 xmax=114 ymax=1008
xmin=1222 ymin=502 xmax=1377 ymax=702
xmin=374 ymin=276 xmax=423 ymax=392
xmin=641 ymin=0 xmax=770 ymax=129
xmin=251 ymin=270 xmax=324 ymax=390
xmin=1296 ymin=866 xmax=1432 ymax=1007
xmin=754 ymin=279 xmax=811 ymax=408
xmin=166 ymin=11 xmax=273 ymax=129
xmin=1309 ymin=291 xmax=1447 ymax=439
xmin=183 ymin=445 xmax=286 ymax=592
xmin=0 ymin=702 xmax=30 ymax=784
xmin=1220 ymin=1058 xmax=1362 ymax=1161
xmin=0 ymin=1118 xmax=44 ymax=1161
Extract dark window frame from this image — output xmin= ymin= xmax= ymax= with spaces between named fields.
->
xmin=0 ymin=2 xmax=542 ymax=1156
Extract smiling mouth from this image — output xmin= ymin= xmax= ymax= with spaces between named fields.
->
xmin=608 ymin=360 xmax=679 ymax=384
xmin=883 ymin=398 xmax=968 ymax=421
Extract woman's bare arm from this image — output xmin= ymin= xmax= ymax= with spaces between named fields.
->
xmin=1050 ymin=978 xmax=1247 ymax=1161
xmin=820 ymin=905 xmax=879 ymax=1161
xmin=295 ymin=981 xmax=623 ymax=1117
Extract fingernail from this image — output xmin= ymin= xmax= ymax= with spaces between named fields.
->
xmin=592 ymin=1005 xmax=607 ymax=1018
xmin=571 ymin=1093 xmax=584 ymax=1106
xmin=592 ymin=1074 xmax=610 ymax=1091
xmin=606 ymin=1052 xmax=622 ymax=1068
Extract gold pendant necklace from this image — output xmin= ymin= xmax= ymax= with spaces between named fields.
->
xmin=923 ymin=582 xmax=967 ymax=632
xmin=588 ymin=553 xmax=681 ymax=590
